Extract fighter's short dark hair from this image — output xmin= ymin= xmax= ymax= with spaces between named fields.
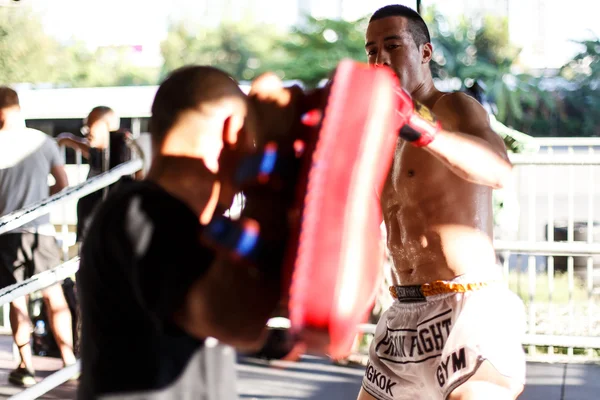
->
xmin=370 ymin=4 xmax=431 ymax=48
xmin=0 ymin=86 xmax=19 ymax=109
xmin=150 ymin=65 xmax=239 ymax=145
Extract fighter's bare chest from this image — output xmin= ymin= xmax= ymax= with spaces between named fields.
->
xmin=385 ymin=141 xmax=430 ymax=187
xmin=381 ymin=141 xmax=448 ymax=209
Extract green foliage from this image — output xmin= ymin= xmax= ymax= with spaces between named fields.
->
xmin=509 ymin=272 xmax=588 ymax=306
xmin=506 ymin=39 xmax=600 ymax=138
xmin=160 ymin=19 xmax=282 ymax=82
xmin=268 ymin=16 xmax=368 ymax=87
xmin=562 ymin=39 xmax=600 ymax=84
xmin=0 ymin=7 xmax=157 ymax=87
xmin=159 ymin=16 xmax=368 ymax=88
xmin=57 ymin=44 xmax=158 ymax=88
xmin=558 ymin=38 xmax=600 ymax=137
xmin=2 ymin=4 xmax=599 ymax=138
xmin=424 ymin=6 xmax=600 ymax=137
xmin=474 ymin=15 xmax=519 ymax=68
xmin=0 ymin=8 xmax=63 ymax=84
xmin=424 ymin=7 xmax=535 ymax=129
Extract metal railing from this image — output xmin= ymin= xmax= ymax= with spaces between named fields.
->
xmin=496 ymin=138 xmax=600 ymax=361
xmin=354 ymin=137 xmax=600 ymax=364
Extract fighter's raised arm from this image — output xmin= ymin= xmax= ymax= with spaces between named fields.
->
xmin=395 ymin=89 xmax=513 ymax=189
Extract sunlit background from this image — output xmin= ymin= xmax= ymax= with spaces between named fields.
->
xmin=0 ymin=0 xmax=598 ymax=138
xmin=0 ymin=1 xmax=600 ymax=398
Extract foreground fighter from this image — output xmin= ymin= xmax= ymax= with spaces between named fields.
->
xmin=77 ymin=66 xmax=283 ymax=399
xmin=357 ymin=5 xmax=526 ymax=400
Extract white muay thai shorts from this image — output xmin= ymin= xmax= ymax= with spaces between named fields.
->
xmin=362 ymin=271 xmax=526 ymax=400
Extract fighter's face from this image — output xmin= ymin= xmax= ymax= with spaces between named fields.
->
xmin=365 ymin=16 xmax=427 ymax=93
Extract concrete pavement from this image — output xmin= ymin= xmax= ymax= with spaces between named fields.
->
xmin=0 ymin=335 xmax=598 ymax=399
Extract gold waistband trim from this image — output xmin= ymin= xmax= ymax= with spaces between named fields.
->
xmin=389 ymin=281 xmax=490 ymax=299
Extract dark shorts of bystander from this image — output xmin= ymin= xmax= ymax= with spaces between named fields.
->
xmin=0 ymin=233 xmax=62 ymax=288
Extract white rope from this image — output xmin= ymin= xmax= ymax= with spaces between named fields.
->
xmin=0 ymin=259 xmax=82 ymax=398
xmin=0 ymin=258 xmax=79 ymax=307
xmin=8 ymin=361 xmax=80 ymax=400
xmin=0 ymin=159 xmax=143 ymax=235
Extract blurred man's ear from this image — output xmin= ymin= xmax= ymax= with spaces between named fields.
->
xmin=108 ymin=113 xmax=121 ymax=132
xmin=223 ymin=113 xmax=245 ymax=147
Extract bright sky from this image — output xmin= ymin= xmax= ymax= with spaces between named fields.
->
xmin=31 ymin=0 xmax=171 ymax=47
xmin=430 ymin=0 xmax=600 ymax=68
xmin=29 ymin=0 xmax=599 ymax=69
xmin=30 ymin=0 xmax=416 ymax=47
xmin=510 ymin=0 xmax=600 ymax=68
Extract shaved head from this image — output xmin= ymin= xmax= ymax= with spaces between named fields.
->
xmin=86 ymin=106 xmax=113 ymax=127
xmin=151 ymin=66 xmax=247 ymax=145
xmin=85 ymin=106 xmax=120 ymax=135
xmin=0 ymin=87 xmax=19 ymax=110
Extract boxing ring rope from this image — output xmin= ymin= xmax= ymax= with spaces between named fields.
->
xmin=0 ymin=159 xmax=142 ymax=400
xmin=0 ymin=159 xmax=143 ymax=235
xmin=0 ymin=258 xmax=80 ymax=308
xmin=8 ymin=362 xmax=81 ymax=400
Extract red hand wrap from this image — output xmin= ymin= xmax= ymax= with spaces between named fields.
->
xmin=396 ymin=89 xmax=441 ymax=147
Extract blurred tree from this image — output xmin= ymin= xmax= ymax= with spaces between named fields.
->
xmin=426 ymin=9 xmax=521 ymax=124
xmin=269 ymin=16 xmax=368 ymax=87
xmin=424 ymin=11 xmax=471 ymax=80
xmin=423 ymin=7 xmax=563 ymax=135
xmin=57 ymin=45 xmax=158 ymax=87
xmin=160 ymin=19 xmax=282 ymax=82
xmin=0 ymin=7 xmax=158 ymax=87
xmin=0 ymin=7 xmax=63 ymax=84
xmin=559 ymin=38 xmax=600 ymax=136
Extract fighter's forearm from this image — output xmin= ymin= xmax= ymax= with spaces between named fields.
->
xmin=57 ymin=136 xmax=90 ymax=158
xmin=424 ymin=129 xmax=513 ymax=189
xmin=175 ymin=253 xmax=281 ymax=349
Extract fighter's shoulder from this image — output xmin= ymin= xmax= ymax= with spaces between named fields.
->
xmin=434 ymin=91 xmax=486 ymax=116
xmin=21 ymin=127 xmax=45 ymax=135
xmin=433 ymin=92 xmax=489 ymax=131
xmin=96 ymin=181 xmax=152 ymax=217
xmin=88 ymin=181 xmax=171 ymax=241
xmin=16 ymin=127 xmax=50 ymax=146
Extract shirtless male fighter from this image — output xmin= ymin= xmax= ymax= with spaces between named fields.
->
xmin=357 ymin=5 xmax=526 ymax=400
